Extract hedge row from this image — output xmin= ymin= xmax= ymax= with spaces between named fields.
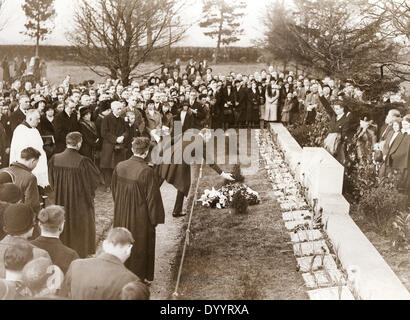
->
xmin=0 ymin=45 xmax=262 ymax=63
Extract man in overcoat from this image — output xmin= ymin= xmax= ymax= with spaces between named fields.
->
xmin=100 ymin=101 xmax=128 ymax=191
xmin=61 ymin=228 xmax=149 ymax=300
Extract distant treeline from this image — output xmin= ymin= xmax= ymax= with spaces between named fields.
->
xmin=0 ymin=45 xmax=263 ymax=63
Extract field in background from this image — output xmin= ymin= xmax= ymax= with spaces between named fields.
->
xmin=46 ymin=61 xmax=268 ymax=85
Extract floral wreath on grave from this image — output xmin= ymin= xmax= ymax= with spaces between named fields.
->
xmin=197 ymin=165 xmax=260 ymax=213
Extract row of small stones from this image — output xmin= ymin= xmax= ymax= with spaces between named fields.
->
xmin=254 ymin=129 xmax=356 ymax=300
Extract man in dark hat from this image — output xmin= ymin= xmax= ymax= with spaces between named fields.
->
xmin=31 ymin=206 xmax=79 ymax=274
xmin=0 ymin=183 xmax=23 ymax=241
xmin=111 ymin=137 xmax=164 ymax=283
xmin=0 ymin=203 xmax=51 ymax=278
xmin=48 ymin=132 xmax=101 ymax=258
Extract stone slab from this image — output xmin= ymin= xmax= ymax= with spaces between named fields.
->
xmin=282 ymin=210 xmax=312 ymax=221
xmin=308 ymin=287 xmax=355 ymax=300
xmin=280 ymin=201 xmax=309 ymax=212
xmin=297 ymin=255 xmax=338 ymax=273
xmin=293 ymin=240 xmax=329 ymax=257
xmin=284 ymin=220 xmax=312 ymax=231
xmin=302 ymin=269 xmax=346 ymax=288
xmin=289 ymin=229 xmax=324 ymax=243
xmin=325 ymin=212 xmax=410 ymax=300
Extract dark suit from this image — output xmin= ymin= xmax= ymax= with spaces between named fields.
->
xmin=188 ymin=99 xmax=205 ymax=130
xmin=174 ymin=109 xmax=194 ymax=133
xmin=31 ymin=236 xmax=79 ymax=274
xmin=54 ymin=111 xmax=79 ymax=154
xmin=9 ymin=108 xmax=26 ymax=134
xmin=39 ymin=116 xmax=56 ymax=160
xmin=234 ymin=85 xmax=248 ymax=124
xmin=61 ymin=253 xmax=149 ymax=300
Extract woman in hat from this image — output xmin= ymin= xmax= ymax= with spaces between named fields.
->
xmin=79 ymin=107 xmax=99 ymax=162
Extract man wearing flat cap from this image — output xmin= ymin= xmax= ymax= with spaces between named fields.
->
xmin=0 ymin=203 xmax=51 ymax=278
xmin=48 ymin=132 xmax=101 ymax=258
xmin=111 ymin=137 xmax=164 ymax=283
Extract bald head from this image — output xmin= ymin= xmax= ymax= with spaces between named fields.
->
xmin=111 ymin=101 xmax=124 ymax=117
xmin=26 ymin=109 xmax=41 ymax=128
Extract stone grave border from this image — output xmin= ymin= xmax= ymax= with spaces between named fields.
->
xmin=268 ymin=123 xmax=410 ymax=300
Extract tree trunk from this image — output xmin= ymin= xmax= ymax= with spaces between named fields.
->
xmin=215 ymin=12 xmax=224 ymax=64
xmin=36 ymin=16 xmax=40 ymax=56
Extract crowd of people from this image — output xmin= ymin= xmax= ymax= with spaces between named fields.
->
xmin=0 ymin=55 xmax=408 ymax=300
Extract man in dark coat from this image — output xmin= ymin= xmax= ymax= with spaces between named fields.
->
xmin=234 ymin=80 xmax=248 ymax=128
xmin=61 ymin=228 xmax=149 ymax=300
xmin=48 ymin=132 xmax=101 ymax=258
xmin=31 ymin=205 xmax=79 ymax=274
xmin=0 ymin=147 xmax=41 ymax=215
xmin=53 ymin=98 xmax=79 ymax=154
xmin=187 ymin=91 xmax=206 ymax=130
xmin=112 ymin=137 xmax=165 ymax=282
xmin=9 ymin=95 xmax=31 ymax=134
xmin=156 ymin=129 xmax=234 ymax=217
xmin=100 ymin=101 xmax=128 ymax=191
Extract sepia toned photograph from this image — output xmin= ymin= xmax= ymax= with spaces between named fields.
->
xmin=0 ymin=0 xmax=409 ymax=306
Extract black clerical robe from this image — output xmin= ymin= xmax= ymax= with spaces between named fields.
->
xmin=48 ymin=148 xmax=101 ymax=258
xmin=111 ymin=156 xmax=165 ymax=281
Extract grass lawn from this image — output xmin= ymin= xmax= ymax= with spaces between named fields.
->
xmin=172 ymin=131 xmax=307 ymax=300
xmin=45 ymin=61 xmax=267 ymax=86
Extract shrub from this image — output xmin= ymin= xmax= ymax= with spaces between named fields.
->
xmin=232 ymin=191 xmax=249 ymax=215
xmin=343 ymin=160 xmax=378 ymax=204
xmin=391 ymin=212 xmax=410 ymax=251
xmin=358 ymin=177 xmax=406 ymax=235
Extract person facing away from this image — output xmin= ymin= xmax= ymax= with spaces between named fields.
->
xmin=0 ymin=147 xmax=41 ymax=215
xmin=48 ymin=132 xmax=101 ymax=258
xmin=111 ymin=137 xmax=165 ymax=283
xmin=31 ymin=206 xmax=79 ymax=274
xmin=1 ymin=239 xmax=34 ymax=299
xmin=0 ymin=203 xmax=51 ymax=278
xmin=61 ymin=227 xmax=149 ymax=300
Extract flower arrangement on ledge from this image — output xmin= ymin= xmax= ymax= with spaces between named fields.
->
xmin=198 ymin=165 xmax=260 ymax=212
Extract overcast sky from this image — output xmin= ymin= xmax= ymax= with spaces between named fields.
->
xmin=0 ymin=0 xmax=292 ymax=47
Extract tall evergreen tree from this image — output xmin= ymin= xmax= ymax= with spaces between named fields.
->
xmin=21 ymin=0 xmax=56 ymax=56
xmin=199 ymin=0 xmax=247 ymax=63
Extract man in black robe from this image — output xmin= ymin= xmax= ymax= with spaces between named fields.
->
xmin=111 ymin=137 xmax=165 ymax=283
xmin=48 ymin=132 xmax=101 ymax=258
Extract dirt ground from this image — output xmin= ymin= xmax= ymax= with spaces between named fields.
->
xmin=174 ymin=131 xmax=307 ymax=300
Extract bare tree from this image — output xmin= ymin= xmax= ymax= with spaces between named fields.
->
xmin=68 ymin=0 xmax=188 ymax=85
xmin=371 ymin=0 xmax=410 ymax=39
xmin=0 ymin=0 xmax=9 ymax=32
